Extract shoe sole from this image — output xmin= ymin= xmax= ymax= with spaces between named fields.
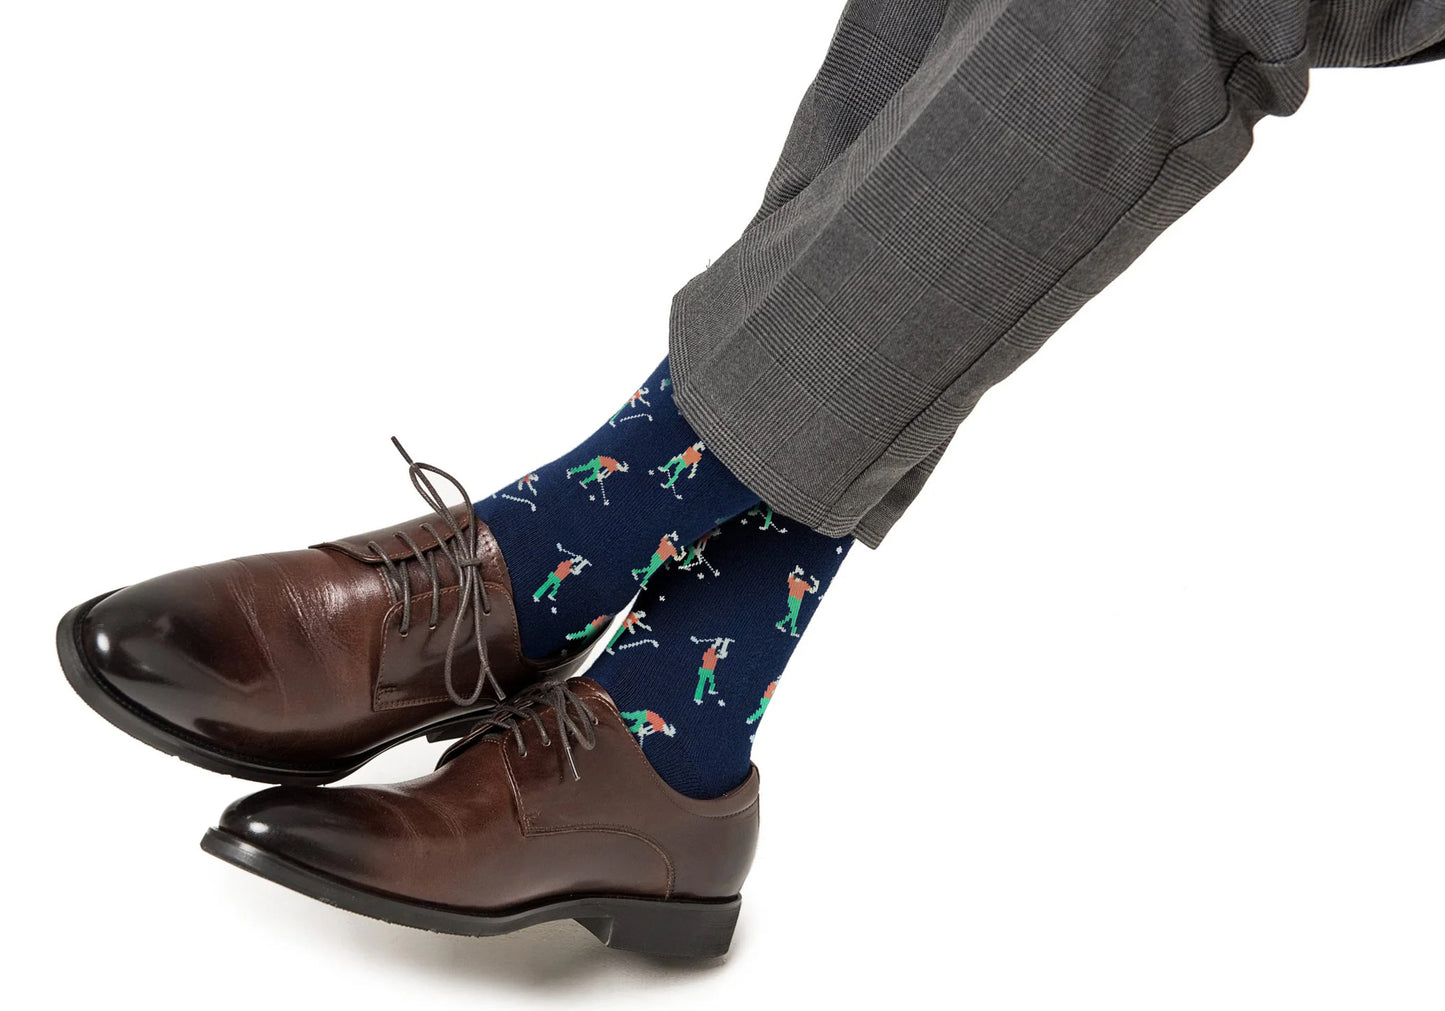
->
xmin=200 ymin=828 xmax=741 ymax=958
xmin=56 ymin=591 xmax=542 ymax=786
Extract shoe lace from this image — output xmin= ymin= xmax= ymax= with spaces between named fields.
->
xmin=368 ymin=437 xmax=498 ymax=707
xmin=441 ymin=679 xmax=599 ymax=780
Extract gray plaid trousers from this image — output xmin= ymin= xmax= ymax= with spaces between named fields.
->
xmin=668 ymin=0 xmax=1445 ymax=546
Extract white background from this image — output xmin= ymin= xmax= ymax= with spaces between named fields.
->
xmin=3 ymin=3 xmax=1442 ymax=1008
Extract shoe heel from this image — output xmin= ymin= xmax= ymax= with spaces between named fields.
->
xmin=576 ymin=896 xmax=740 ymax=959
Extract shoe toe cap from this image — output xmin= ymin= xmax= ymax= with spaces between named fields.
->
xmin=215 ymin=783 xmax=442 ymax=894
xmin=217 ymin=786 xmax=369 ymax=877
xmin=79 ymin=570 xmax=281 ymax=739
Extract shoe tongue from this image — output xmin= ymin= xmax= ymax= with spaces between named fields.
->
xmin=315 ymin=504 xmax=475 ymax=563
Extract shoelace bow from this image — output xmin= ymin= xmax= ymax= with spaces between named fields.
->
xmin=441 ymin=679 xmax=599 ymax=780
xmin=368 ymin=437 xmax=498 ymax=707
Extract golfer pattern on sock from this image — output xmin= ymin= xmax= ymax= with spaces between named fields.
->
xmin=740 ymin=505 xmax=788 ymax=533
xmin=745 ymin=682 xmax=776 ymax=725
xmin=620 ymin=709 xmax=676 ymax=745
xmin=532 ymin=544 xmax=592 ymax=611
xmin=566 ymin=615 xmax=610 ymax=643
xmin=654 ymin=441 xmax=706 ymax=499
xmin=588 ymin=508 xmax=852 ymax=799
xmin=609 ymin=387 xmax=653 ymax=427
xmin=776 ymin=566 xmax=821 ymax=637
xmin=677 ymin=527 xmax=722 ymax=579
xmin=631 ymin=533 xmax=682 ymax=590
xmin=605 ymin=609 xmax=656 ymax=653
xmin=474 ymin=357 xmax=761 ymax=661
xmin=566 ymin=453 xmax=628 ymax=506
xmin=491 ymin=473 xmax=540 ymax=512
xmin=688 ymin=636 xmax=733 ymax=706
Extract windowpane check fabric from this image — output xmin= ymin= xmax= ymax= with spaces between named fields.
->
xmin=668 ymin=0 xmax=1445 ymax=547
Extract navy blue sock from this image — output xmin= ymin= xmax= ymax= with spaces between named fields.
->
xmin=474 ymin=357 xmax=760 ymax=661
xmin=588 ymin=509 xmax=853 ymax=798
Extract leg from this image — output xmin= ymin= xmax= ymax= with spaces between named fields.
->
xmin=668 ymin=0 xmax=1445 ymax=545
xmin=163 ymin=1 xmax=1443 ymax=956
xmin=476 ymin=358 xmax=762 ymax=657
xmin=589 ymin=511 xmax=852 ymax=798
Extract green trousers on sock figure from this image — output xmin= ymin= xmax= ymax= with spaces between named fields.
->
xmin=658 ymin=442 xmax=703 ymax=489
xmin=566 ymin=615 xmax=608 ymax=642
xmin=567 ymin=455 xmax=624 ymax=487
xmin=776 ymin=598 xmax=801 ymax=636
xmin=631 ymin=534 xmax=681 ymax=589
xmin=534 ymin=557 xmax=580 ymax=602
xmin=694 ymin=668 xmax=717 ymax=702
xmin=745 ymin=682 xmax=778 ymax=725
xmin=620 ymin=709 xmax=675 ymax=743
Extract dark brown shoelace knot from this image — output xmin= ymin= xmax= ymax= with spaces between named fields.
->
xmin=440 ymin=679 xmax=599 ymax=780
xmin=367 ymin=437 xmax=498 ymax=707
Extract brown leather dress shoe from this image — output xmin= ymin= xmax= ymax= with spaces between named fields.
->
xmin=201 ymin=677 xmax=760 ymax=958
xmin=57 ymin=442 xmax=588 ymax=785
